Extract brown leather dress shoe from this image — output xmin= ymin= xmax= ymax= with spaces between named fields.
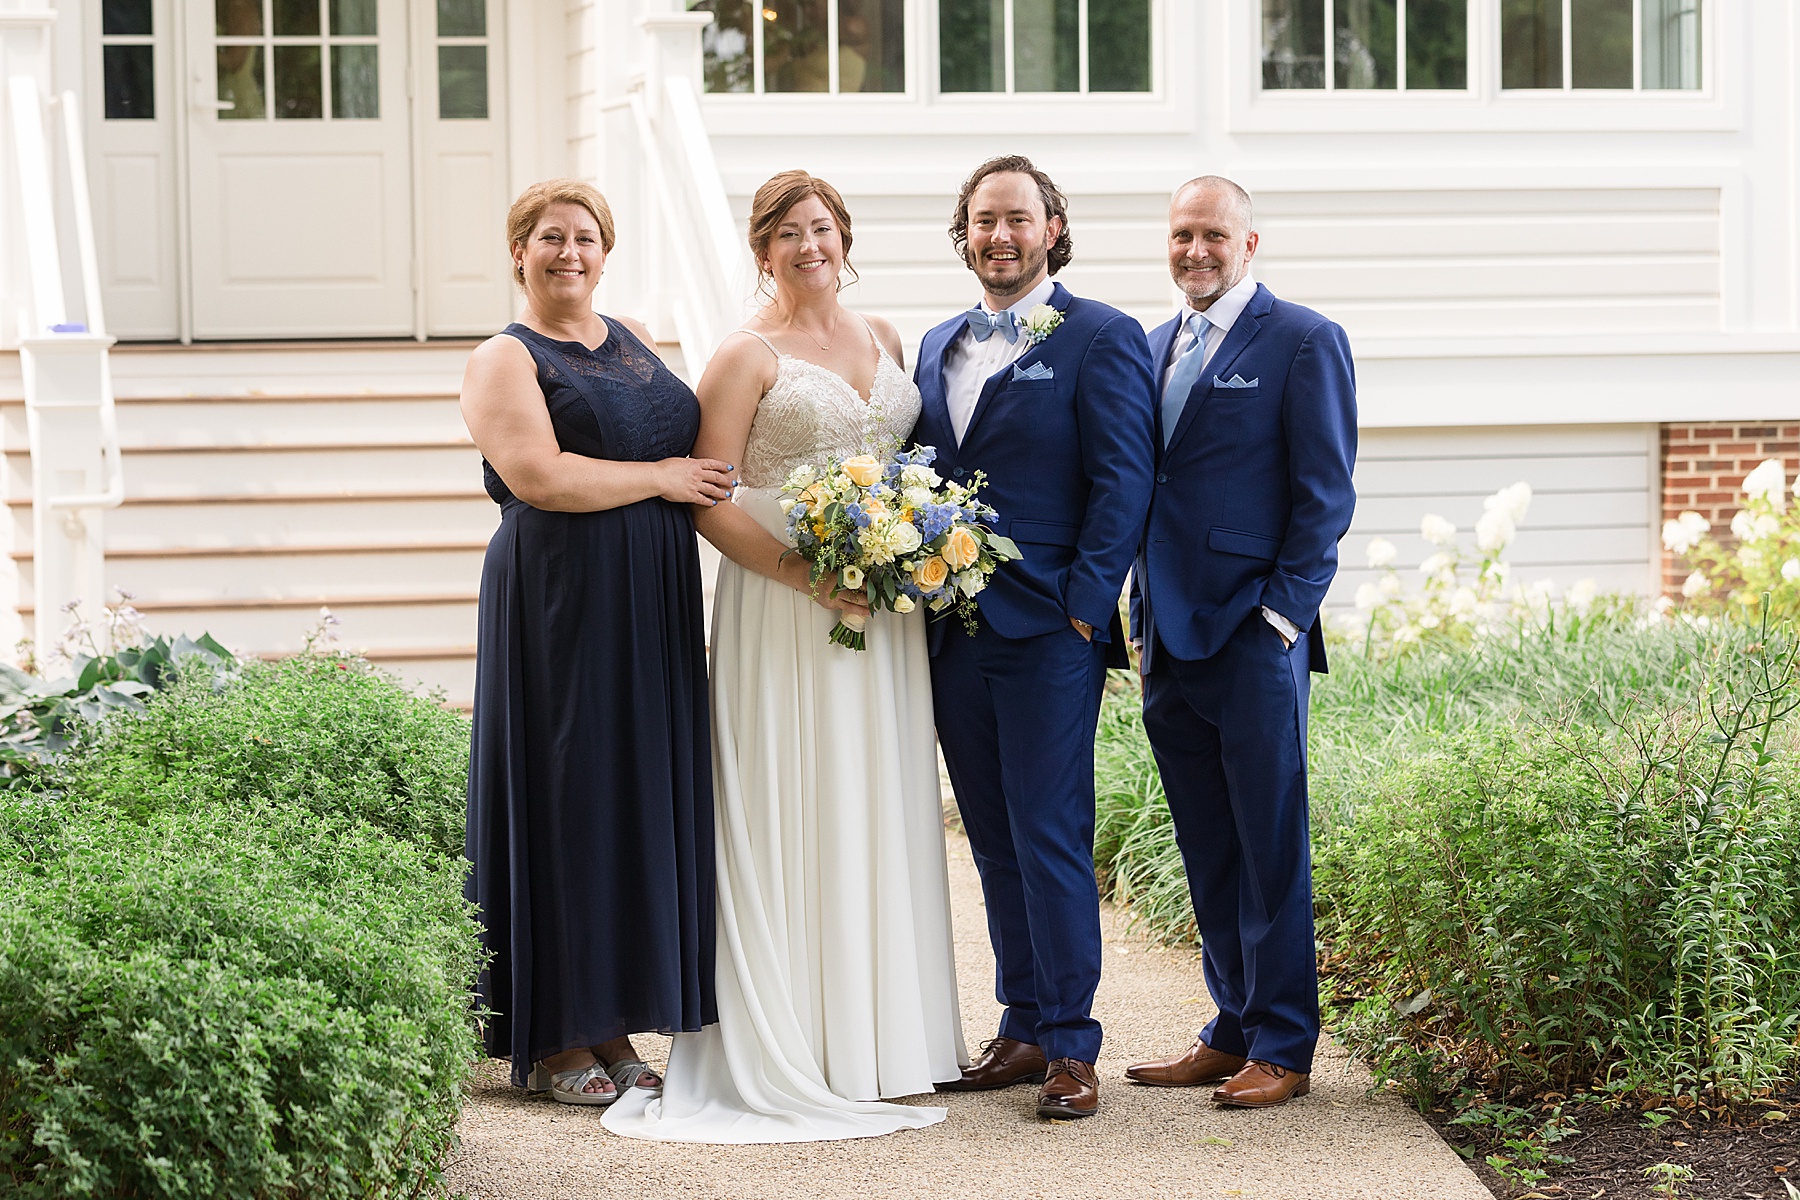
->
xmin=1125 ymin=1038 xmax=1248 ymax=1087
xmin=1211 ymin=1060 xmax=1311 ymax=1108
xmin=1037 ymin=1058 xmax=1100 ymax=1119
xmin=936 ymin=1037 xmax=1048 ymax=1092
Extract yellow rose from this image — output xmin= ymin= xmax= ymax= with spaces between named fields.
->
xmin=913 ymin=556 xmax=950 ymax=591
xmin=842 ymin=455 xmax=883 ymax=487
xmin=942 ymin=526 xmax=980 ymax=571
xmin=799 ymin=482 xmax=829 ymax=510
xmin=862 ymin=497 xmax=888 ymax=520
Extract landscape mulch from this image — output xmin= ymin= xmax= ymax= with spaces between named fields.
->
xmin=1427 ymin=1082 xmax=1800 ymax=1200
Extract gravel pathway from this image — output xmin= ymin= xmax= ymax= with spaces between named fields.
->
xmin=447 ymin=831 xmax=1489 ymax=1200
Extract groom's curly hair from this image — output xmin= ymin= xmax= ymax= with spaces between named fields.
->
xmin=949 ymin=155 xmax=1074 ymax=276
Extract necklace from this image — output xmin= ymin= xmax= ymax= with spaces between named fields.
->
xmin=787 ymin=309 xmax=840 ymax=352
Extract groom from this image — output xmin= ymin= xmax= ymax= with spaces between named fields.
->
xmin=911 ymin=156 xmax=1155 ymax=1120
xmin=1126 ymin=176 xmax=1356 ymax=1107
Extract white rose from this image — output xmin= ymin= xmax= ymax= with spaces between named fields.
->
xmin=1365 ymin=537 xmax=1397 ymax=569
xmin=1475 ymin=508 xmax=1516 ymax=553
xmin=1354 ymin=582 xmax=1381 ymax=610
xmin=1742 ymin=458 xmax=1787 ymax=508
xmin=785 ymin=463 xmax=818 ymax=488
xmin=1023 ymin=304 xmax=1062 ymax=338
xmin=954 ymin=570 xmax=984 ymax=596
xmin=778 ymin=496 xmax=797 ymax=514
xmin=900 ymin=464 xmax=942 ymax=489
xmin=893 ymin=594 xmax=916 ymax=614
xmin=903 ymin=486 xmax=933 ymax=509
xmin=1681 ymin=570 xmax=1709 ymax=598
xmin=1420 ymin=514 xmax=1457 ymax=547
xmin=888 ymin=520 xmax=922 ymax=555
xmin=1484 ymin=482 xmax=1533 ymax=525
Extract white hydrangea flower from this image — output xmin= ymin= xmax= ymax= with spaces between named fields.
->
xmin=1742 ymin=458 xmax=1787 ymax=509
xmin=1653 ymin=594 xmax=1676 ymax=616
xmin=1783 ymin=559 xmax=1800 ymax=582
xmin=1420 ymin=514 xmax=1457 ymax=547
xmin=1740 ymin=546 xmax=1764 ymax=571
xmin=1484 ymin=482 xmax=1533 ymax=525
xmin=1354 ymin=581 xmax=1381 ymax=610
xmin=1681 ymin=570 xmax=1709 ymax=598
xmin=1475 ymin=508 xmax=1516 ymax=553
xmin=1661 ymin=510 xmax=1710 ymax=554
xmin=1364 ymin=537 xmax=1397 ymax=569
xmin=1450 ymin=587 xmax=1479 ymax=617
xmin=1566 ymin=579 xmax=1598 ymax=613
xmin=1378 ymin=573 xmax=1403 ymax=598
xmin=1417 ymin=552 xmax=1454 ymax=583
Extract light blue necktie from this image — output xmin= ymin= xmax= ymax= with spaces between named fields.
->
xmin=1160 ymin=312 xmax=1211 ymax=447
xmin=964 ymin=307 xmax=1019 ymax=343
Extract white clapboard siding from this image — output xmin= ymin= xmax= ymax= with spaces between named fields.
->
xmin=1332 ymin=423 xmax=1657 ymax=607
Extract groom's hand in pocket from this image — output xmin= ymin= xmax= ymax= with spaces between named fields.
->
xmin=1070 ymin=617 xmax=1094 ymax=642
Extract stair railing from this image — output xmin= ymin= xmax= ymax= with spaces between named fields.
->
xmin=616 ymin=11 xmax=756 ymax=377
xmin=3 ymin=8 xmax=125 ymax=653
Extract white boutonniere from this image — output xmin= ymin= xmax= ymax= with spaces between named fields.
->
xmin=1022 ymin=304 xmax=1063 ymax=346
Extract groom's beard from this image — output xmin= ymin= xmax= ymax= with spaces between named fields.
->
xmin=972 ymin=237 xmax=1051 ymax=304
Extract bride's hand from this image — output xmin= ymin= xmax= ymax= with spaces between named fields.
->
xmin=815 ymin=584 xmax=871 ymax=621
xmin=658 ymin=457 xmax=737 ymax=505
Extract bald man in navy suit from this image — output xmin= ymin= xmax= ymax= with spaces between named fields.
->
xmin=1125 ymin=176 xmax=1356 ymax=1109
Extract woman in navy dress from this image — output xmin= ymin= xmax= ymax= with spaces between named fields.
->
xmin=462 ymin=180 xmax=733 ymax=1105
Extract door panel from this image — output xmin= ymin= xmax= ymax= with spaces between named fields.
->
xmin=185 ymin=0 xmax=414 ymax=337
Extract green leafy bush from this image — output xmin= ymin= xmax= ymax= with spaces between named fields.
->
xmin=1094 ymin=607 xmax=1800 ymax=1104
xmin=0 ymin=658 xmax=481 ymax=1198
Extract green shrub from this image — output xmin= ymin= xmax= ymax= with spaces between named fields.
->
xmin=0 ymin=659 xmax=481 ymax=1198
xmin=1095 ymin=606 xmax=1800 ymax=1103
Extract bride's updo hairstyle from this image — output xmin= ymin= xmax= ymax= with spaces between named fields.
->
xmin=747 ymin=170 xmax=859 ymax=297
xmin=505 ymin=178 xmax=616 ymax=289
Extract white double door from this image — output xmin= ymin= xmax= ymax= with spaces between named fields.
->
xmin=155 ymin=0 xmax=508 ymax=338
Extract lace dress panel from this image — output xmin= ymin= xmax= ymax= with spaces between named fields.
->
xmin=738 ymin=350 xmax=923 ymax=489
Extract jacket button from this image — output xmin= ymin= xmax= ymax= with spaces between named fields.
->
xmin=1155 ymin=473 xmax=1169 ymax=484
xmin=953 ymin=467 xmax=966 ymax=477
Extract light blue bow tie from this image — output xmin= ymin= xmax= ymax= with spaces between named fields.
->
xmin=964 ymin=307 xmax=1019 ymax=343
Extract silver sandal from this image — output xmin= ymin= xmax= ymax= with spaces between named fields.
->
xmin=526 ymin=1061 xmax=618 ymax=1106
xmin=606 ymin=1058 xmax=663 ymax=1097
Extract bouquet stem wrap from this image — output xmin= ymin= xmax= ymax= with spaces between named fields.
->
xmin=829 ymin=610 xmax=868 ymax=651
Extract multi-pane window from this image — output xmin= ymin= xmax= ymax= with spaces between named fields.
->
xmin=692 ymin=0 xmax=906 ymax=94
xmin=213 ymin=0 xmax=379 ymax=120
xmin=1262 ymin=0 xmax=1468 ymax=91
xmin=939 ymin=0 xmax=1151 ymax=93
xmin=436 ymin=0 xmax=489 ymax=118
xmin=101 ymin=0 xmax=156 ymax=119
xmin=1501 ymin=0 xmax=1701 ymax=89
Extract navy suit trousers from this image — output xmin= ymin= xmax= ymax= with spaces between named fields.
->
xmin=1141 ymin=613 xmax=1320 ymax=1073
xmin=932 ymin=620 xmax=1108 ymax=1064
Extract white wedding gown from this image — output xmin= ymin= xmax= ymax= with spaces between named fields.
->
xmin=604 ymin=329 xmax=968 ymax=1144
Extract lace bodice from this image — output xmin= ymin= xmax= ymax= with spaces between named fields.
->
xmin=736 ymin=334 xmax=922 ymax=489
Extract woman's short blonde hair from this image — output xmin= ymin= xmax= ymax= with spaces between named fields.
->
xmin=506 ymin=179 xmax=616 ymax=285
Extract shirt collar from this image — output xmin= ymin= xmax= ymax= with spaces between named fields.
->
xmin=981 ymin=276 xmax=1056 ymax=320
xmin=1181 ymin=273 xmax=1257 ymax=335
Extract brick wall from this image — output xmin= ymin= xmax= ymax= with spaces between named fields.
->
xmin=1660 ymin=422 xmax=1800 ymax=595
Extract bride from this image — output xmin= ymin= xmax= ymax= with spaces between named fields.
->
xmin=603 ymin=170 xmax=968 ymax=1143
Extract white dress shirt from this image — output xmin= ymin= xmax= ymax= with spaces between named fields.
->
xmin=1157 ymin=274 xmax=1300 ymax=648
xmin=943 ymin=277 xmax=1056 ymax=444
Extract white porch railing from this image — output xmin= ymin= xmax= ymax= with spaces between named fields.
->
xmin=612 ymin=11 xmax=756 ymax=377
xmin=2 ymin=1 xmax=124 ymax=651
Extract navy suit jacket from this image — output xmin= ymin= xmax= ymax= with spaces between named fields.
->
xmin=911 ymin=282 xmax=1156 ymax=666
xmin=1130 ymin=283 xmax=1357 ymax=676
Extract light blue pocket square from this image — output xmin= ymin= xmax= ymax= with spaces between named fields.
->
xmin=1214 ymin=374 xmax=1258 ymax=389
xmin=1012 ymin=361 xmax=1054 ymax=382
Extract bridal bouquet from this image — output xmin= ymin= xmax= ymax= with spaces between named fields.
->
xmin=779 ymin=445 xmax=1023 ymax=650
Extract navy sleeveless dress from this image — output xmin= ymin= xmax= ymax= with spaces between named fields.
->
xmin=465 ymin=318 xmax=717 ymax=1086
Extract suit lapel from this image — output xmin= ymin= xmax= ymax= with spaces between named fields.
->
xmin=1147 ymin=314 xmax=1181 ymax=450
xmin=1165 ymin=284 xmax=1274 ymax=454
xmin=960 ymin=282 xmax=1070 ymax=447
xmin=916 ymin=321 xmax=958 ymax=463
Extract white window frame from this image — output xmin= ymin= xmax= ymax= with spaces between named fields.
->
xmin=1497 ymin=0 xmax=1706 ymax=92
xmin=1260 ymin=0 xmax=1476 ymax=94
xmin=934 ymin=0 xmax=1160 ymax=96
xmin=721 ymin=0 xmax=915 ymax=98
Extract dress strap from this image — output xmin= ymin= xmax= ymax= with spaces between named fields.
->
xmin=731 ymin=328 xmax=784 ymax=359
xmin=856 ymin=313 xmax=896 ymax=370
